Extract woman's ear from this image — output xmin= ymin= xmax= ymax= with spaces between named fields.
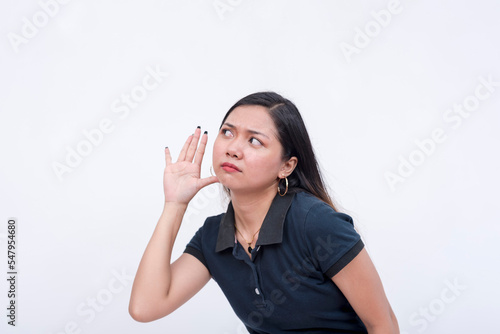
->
xmin=279 ymin=156 xmax=298 ymax=178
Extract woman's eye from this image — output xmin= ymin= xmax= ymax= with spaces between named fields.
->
xmin=223 ymin=129 xmax=233 ymax=137
xmin=250 ymin=137 xmax=262 ymax=146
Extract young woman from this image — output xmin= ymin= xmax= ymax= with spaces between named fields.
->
xmin=129 ymin=92 xmax=399 ymax=333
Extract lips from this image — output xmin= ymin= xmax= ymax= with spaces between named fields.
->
xmin=221 ymin=162 xmax=241 ymax=172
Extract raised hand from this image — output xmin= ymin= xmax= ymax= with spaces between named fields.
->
xmin=163 ymin=126 xmax=219 ymax=205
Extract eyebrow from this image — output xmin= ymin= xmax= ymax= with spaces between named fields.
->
xmin=223 ymin=122 xmax=270 ymax=139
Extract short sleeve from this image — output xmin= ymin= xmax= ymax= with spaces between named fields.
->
xmin=184 ymin=225 xmax=210 ymax=272
xmin=304 ymin=202 xmax=364 ymax=278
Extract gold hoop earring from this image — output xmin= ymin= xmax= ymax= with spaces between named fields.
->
xmin=278 ymin=177 xmax=288 ymax=196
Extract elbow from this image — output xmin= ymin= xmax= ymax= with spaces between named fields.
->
xmin=386 ymin=305 xmax=400 ymax=334
xmin=128 ymin=299 xmax=172 ymax=323
xmin=366 ymin=324 xmax=399 ymax=334
xmin=129 ymin=303 xmax=151 ymax=323
xmin=390 ymin=309 xmax=400 ymax=333
xmin=365 ymin=313 xmax=400 ymax=334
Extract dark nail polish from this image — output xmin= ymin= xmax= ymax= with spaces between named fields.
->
xmin=165 ymin=146 xmax=168 ymax=149
xmin=204 ymin=131 xmax=208 ymax=134
xmin=197 ymin=126 xmax=201 ymax=129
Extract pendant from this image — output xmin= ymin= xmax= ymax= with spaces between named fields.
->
xmin=248 ymin=246 xmax=253 ymax=253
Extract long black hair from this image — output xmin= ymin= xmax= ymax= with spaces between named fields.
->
xmin=219 ymin=91 xmax=340 ymax=212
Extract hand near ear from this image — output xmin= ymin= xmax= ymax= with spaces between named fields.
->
xmin=163 ymin=127 xmax=219 ymax=205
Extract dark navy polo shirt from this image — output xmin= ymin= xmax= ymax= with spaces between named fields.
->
xmin=184 ymin=190 xmax=367 ymax=333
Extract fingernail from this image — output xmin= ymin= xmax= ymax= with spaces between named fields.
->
xmin=204 ymin=131 xmax=208 ymax=135
xmin=197 ymin=126 xmax=201 ymax=129
xmin=165 ymin=146 xmax=168 ymax=149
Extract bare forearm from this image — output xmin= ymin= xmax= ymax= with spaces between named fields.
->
xmin=130 ymin=128 xmax=217 ymax=321
xmin=129 ymin=202 xmax=187 ymax=310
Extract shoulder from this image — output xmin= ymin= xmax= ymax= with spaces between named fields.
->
xmin=185 ymin=212 xmax=224 ymax=252
xmin=289 ymin=192 xmax=363 ymax=276
xmin=188 ymin=213 xmax=225 ymax=244
xmin=287 ymin=191 xmax=357 ymax=242
xmin=290 ymin=191 xmax=354 ymax=226
xmin=205 ymin=212 xmax=225 ymax=225
xmin=197 ymin=212 xmax=225 ymax=234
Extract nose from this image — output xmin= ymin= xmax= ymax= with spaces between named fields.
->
xmin=226 ymin=151 xmax=238 ymax=158
xmin=226 ymin=140 xmax=243 ymax=159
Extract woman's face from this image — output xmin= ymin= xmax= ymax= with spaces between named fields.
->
xmin=212 ymin=105 xmax=289 ymax=195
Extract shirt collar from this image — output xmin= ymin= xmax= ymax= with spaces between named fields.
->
xmin=215 ymin=191 xmax=296 ymax=252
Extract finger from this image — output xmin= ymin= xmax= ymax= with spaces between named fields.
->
xmin=178 ymin=133 xmax=194 ymax=161
xmin=165 ymin=146 xmax=172 ymax=165
xmin=194 ymin=131 xmax=208 ymax=166
xmin=198 ymin=175 xmax=220 ymax=189
xmin=185 ymin=126 xmax=201 ymax=162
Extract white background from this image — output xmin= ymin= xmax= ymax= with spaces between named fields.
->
xmin=1 ymin=0 xmax=499 ymax=333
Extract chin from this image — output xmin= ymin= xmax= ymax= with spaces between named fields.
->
xmin=215 ymin=174 xmax=233 ymax=188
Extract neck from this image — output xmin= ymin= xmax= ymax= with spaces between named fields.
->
xmin=230 ymin=185 xmax=277 ymax=234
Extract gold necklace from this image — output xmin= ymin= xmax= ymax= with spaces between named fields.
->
xmin=234 ymin=225 xmax=261 ymax=253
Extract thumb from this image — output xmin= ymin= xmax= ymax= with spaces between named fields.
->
xmin=198 ymin=176 xmax=220 ymax=189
